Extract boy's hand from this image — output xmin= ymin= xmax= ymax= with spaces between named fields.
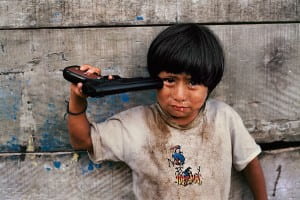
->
xmin=70 ymin=82 xmax=87 ymax=99
xmin=69 ymin=64 xmax=102 ymax=99
xmin=80 ymin=64 xmax=101 ymax=76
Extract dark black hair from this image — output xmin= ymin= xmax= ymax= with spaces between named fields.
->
xmin=147 ymin=23 xmax=225 ymax=93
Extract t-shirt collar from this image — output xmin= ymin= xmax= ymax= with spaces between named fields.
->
xmin=154 ymin=102 xmax=206 ymax=130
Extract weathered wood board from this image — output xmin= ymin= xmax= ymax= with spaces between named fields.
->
xmin=0 ymin=152 xmax=134 ymax=200
xmin=0 ymin=0 xmax=299 ymax=199
xmin=0 ymin=148 xmax=299 ymax=200
xmin=1 ymin=24 xmax=299 ymax=152
xmin=230 ymin=148 xmax=300 ymax=200
xmin=0 ymin=0 xmax=299 ymax=28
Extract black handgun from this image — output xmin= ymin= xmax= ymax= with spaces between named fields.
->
xmin=63 ymin=65 xmax=163 ymax=97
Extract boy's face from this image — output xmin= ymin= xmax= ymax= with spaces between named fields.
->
xmin=157 ymin=71 xmax=208 ymax=126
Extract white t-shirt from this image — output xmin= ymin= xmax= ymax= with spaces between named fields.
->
xmin=89 ymin=99 xmax=261 ymax=200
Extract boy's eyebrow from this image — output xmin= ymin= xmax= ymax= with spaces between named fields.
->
xmin=162 ymin=73 xmax=193 ymax=80
xmin=183 ymin=75 xmax=192 ymax=80
xmin=161 ymin=73 xmax=177 ymax=77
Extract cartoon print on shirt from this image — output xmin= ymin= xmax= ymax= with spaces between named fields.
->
xmin=168 ymin=145 xmax=185 ymax=166
xmin=168 ymin=145 xmax=203 ymax=186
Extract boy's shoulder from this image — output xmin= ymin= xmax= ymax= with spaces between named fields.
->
xmin=109 ymin=104 xmax=151 ymax=121
xmin=206 ymin=99 xmax=238 ymax=117
xmin=206 ymin=99 xmax=231 ymax=110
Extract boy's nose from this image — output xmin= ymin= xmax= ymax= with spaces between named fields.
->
xmin=173 ymin=83 xmax=187 ymax=102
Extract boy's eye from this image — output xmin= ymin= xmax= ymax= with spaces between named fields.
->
xmin=163 ymin=78 xmax=175 ymax=83
xmin=189 ymin=80 xmax=198 ymax=86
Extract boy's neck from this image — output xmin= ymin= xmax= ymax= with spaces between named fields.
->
xmin=155 ymin=103 xmax=205 ymax=130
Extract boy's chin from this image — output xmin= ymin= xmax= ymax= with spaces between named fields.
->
xmin=168 ymin=111 xmax=190 ymax=119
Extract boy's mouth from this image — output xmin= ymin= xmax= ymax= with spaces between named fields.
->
xmin=172 ymin=105 xmax=188 ymax=112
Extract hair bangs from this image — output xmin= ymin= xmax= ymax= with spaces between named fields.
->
xmin=147 ymin=24 xmax=225 ymax=92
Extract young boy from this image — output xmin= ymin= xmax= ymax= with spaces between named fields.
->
xmin=67 ymin=24 xmax=268 ymax=199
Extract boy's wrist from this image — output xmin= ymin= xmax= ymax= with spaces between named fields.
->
xmin=68 ymin=93 xmax=88 ymax=114
xmin=66 ymin=100 xmax=87 ymax=115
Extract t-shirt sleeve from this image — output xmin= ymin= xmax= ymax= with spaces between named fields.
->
xmin=229 ymin=108 xmax=261 ymax=171
xmin=88 ymin=118 xmax=126 ymax=163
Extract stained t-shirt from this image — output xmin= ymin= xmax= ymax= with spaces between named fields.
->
xmin=89 ymin=99 xmax=261 ymax=200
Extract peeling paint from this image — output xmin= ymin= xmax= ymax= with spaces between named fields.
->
xmin=88 ymin=161 xmax=94 ymax=171
xmin=53 ymin=161 xmax=62 ymax=169
xmin=2 ymin=136 xmax=21 ymax=152
xmin=94 ymin=163 xmax=102 ymax=169
xmin=38 ymin=112 xmax=70 ymax=151
xmin=44 ymin=164 xmax=52 ymax=171
xmin=39 ymin=132 xmax=67 ymax=151
xmin=0 ymin=86 xmax=20 ymax=122
xmin=107 ymin=161 xmax=114 ymax=169
xmin=50 ymin=12 xmax=63 ymax=23
xmin=136 ymin=16 xmax=144 ymax=21
xmin=81 ymin=160 xmax=102 ymax=175
xmin=71 ymin=153 xmax=79 ymax=162
xmin=120 ymin=93 xmax=130 ymax=103
xmin=26 ymin=134 xmax=35 ymax=152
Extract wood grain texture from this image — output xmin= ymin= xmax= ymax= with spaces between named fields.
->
xmin=0 ymin=24 xmax=299 ymax=151
xmin=0 ymin=26 xmax=161 ymax=152
xmin=0 ymin=1 xmax=299 ymax=199
xmin=230 ymin=148 xmax=300 ymax=200
xmin=0 ymin=152 xmax=134 ymax=200
xmin=0 ymin=0 xmax=299 ymax=28
xmin=0 ymin=148 xmax=299 ymax=199
xmin=214 ymin=23 xmax=300 ymax=143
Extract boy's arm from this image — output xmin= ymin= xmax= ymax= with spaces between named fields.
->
xmin=67 ymin=82 xmax=93 ymax=152
xmin=242 ymin=157 xmax=268 ymax=200
xmin=67 ymin=64 xmax=101 ymax=152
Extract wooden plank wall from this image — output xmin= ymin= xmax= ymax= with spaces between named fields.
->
xmin=0 ymin=0 xmax=299 ymax=199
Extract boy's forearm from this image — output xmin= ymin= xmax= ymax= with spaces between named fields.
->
xmin=242 ymin=157 xmax=268 ymax=200
xmin=67 ymin=94 xmax=92 ymax=151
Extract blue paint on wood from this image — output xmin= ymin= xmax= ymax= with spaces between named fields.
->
xmin=45 ymin=167 xmax=51 ymax=171
xmin=88 ymin=90 xmax=157 ymax=122
xmin=79 ymin=156 xmax=105 ymax=175
xmin=136 ymin=16 xmax=144 ymax=21
xmin=94 ymin=163 xmax=102 ymax=169
xmin=39 ymin=131 xmax=71 ymax=151
xmin=48 ymin=103 xmax=56 ymax=110
xmin=88 ymin=160 xmax=94 ymax=171
xmin=108 ymin=161 xmax=114 ymax=169
xmin=0 ymin=86 xmax=157 ymax=152
xmin=0 ymin=76 xmax=22 ymax=152
xmin=0 ymin=136 xmax=21 ymax=152
xmin=38 ymin=110 xmax=71 ymax=151
xmin=53 ymin=161 xmax=61 ymax=169
xmin=38 ymin=104 xmax=71 ymax=151
xmin=0 ymin=88 xmax=20 ymax=121
xmin=120 ymin=93 xmax=130 ymax=102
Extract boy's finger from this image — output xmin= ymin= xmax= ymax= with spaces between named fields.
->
xmin=80 ymin=64 xmax=101 ymax=75
xmin=77 ymin=82 xmax=84 ymax=94
xmin=80 ymin=64 xmax=91 ymax=71
xmin=77 ymin=82 xmax=83 ymax=89
xmin=76 ymin=82 xmax=88 ymax=98
xmin=85 ymin=69 xmax=101 ymax=75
